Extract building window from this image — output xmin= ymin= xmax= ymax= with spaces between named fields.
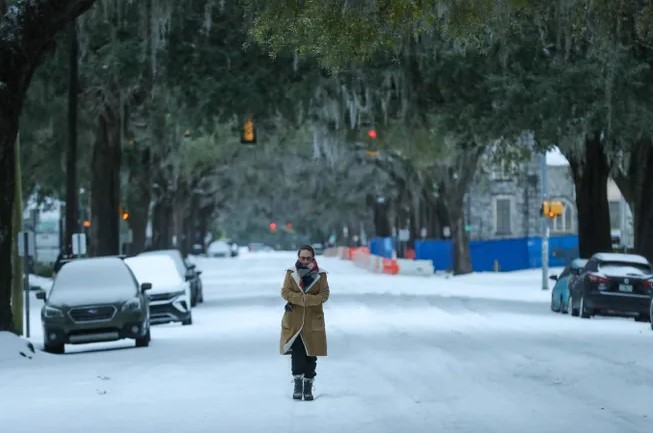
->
xmin=495 ymin=197 xmax=512 ymax=234
xmin=552 ymin=198 xmax=575 ymax=233
xmin=492 ymin=161 xmax=519 ymax=181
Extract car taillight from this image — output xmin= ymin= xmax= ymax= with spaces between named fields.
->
xmin=642 ymin=279 xmax=653 ymax=289
xmin=588 ymin=273 xmax=610 ymax=284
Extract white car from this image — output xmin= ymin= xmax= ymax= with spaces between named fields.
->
xmin=207 ymin=240 xmax=231 ymax=257
xmin=125 ymin=255 xmax=193 ymax=325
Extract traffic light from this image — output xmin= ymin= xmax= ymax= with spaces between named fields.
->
xmin=285 ymin=222 xmax=293 ymax=231
xmin=241 ymin=118 xmax=256 ymax=144
xmin=366 ymin=128 xmax=380 ymax=156
xmin=541 ymin=200 xmax=564 ymax=219
xmin=83 ymin=220 xmax=92 ymax=228
xmin=120 ymin=207 xmax=129 ymax=221
xmin=269 ymin=222 xmax=277 ymax=233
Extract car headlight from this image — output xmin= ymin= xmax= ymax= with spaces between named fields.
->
xmin=121 ymin=298 xmax=141 ymax=312
xmin=44 ymin=306 xmax=64 ymax=318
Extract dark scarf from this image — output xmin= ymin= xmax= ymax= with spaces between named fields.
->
xmin=295 ymin=259 xmax=319 ymax=292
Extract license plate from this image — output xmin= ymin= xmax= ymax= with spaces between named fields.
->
xmin=619 ymin=284 xmax=633 ymax=292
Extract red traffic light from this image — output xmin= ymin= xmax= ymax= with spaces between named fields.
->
xmin=368 ymin=129 xmax=377 ymax=139
xmin=269 ymin=222 xmax=277 ymax=232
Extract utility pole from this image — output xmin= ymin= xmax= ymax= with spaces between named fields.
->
xmin=64 ymin=20 xmax=79 ymax=256
xmin=541 ymin=153 xmax=549 ymax=291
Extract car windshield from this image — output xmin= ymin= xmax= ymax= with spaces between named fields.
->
xmin=49 ymin=258 xmax=137 ymax=304
xmin=598 ymin=261 xmax=653 ymax=277
xmin=139 ymin=250 xmax=186 ymax=276
xmin=125 ymin=256 xmax=183 ymax=287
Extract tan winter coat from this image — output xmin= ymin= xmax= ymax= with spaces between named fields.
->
xmin=279 ymin=268 xmax=329 ymax=356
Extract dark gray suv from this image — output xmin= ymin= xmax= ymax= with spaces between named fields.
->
xmin=37 ymin=257 xmax=152 ymax=354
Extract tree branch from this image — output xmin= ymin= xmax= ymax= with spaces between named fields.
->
xmin=0 ymin=0 xmax=97 ymax=90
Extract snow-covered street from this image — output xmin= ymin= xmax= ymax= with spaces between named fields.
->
xmin=1 ymin=251 xmax=652 ymax=433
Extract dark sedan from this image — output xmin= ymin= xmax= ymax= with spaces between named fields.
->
xmin=569 ymin=253 xmax=653 ymax=321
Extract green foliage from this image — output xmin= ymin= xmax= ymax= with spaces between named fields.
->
xmin=243 ymin=0 xmax=540 ymax=69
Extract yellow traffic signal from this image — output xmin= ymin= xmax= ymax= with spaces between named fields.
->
xmin=241 ymin=118 xmax=256 ymax=144
xmin=549 ymin=201 xmax=563 ymax=217
xmin=541 ymin=200 xmax=564 ymax=219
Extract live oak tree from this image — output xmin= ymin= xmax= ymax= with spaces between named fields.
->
xmin=0 ymin=0 xmax=98 ymax=332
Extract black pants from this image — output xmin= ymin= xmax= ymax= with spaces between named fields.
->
xmin=291 ymin=336 xmax=317 ymax=379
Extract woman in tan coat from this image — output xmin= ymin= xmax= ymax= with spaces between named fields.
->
xmin=280 ymin=245 xmax=329 ymax=401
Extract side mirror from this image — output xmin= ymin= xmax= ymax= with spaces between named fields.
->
xmin=196 ymin=270 xmax=202 ymax=276
xmin=187 ymin=263 xmax=196 ymax=270
xmin=35 ymin=290 xmax=46 ymax=301
xmin=140 ymin=282 xmax=152 ymax=292
xmin=549 ymin=275 xmax=558 ymax=281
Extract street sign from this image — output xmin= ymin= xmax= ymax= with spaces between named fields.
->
xmin=398 ymin=229 xmax=410 ymax=242
xmin=72 ymin=233 xmax=87 ymax=255
xmin=17 ymin=231 xmax=35 ymax=257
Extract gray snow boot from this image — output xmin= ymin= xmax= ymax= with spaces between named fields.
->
xmin=303 ymin=378 xmax=314 ymax=401
xmin=293 ymin=375 xmax=303 ymax=400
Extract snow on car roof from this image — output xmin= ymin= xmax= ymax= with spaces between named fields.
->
xmin=593 ymin=253 xmax=651 ymax=265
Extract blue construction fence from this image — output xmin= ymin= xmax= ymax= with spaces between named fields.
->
xmin=369 ymin=235 xmax=579 ymax=272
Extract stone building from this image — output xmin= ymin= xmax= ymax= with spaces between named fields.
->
xmin=465 ymin=150 xmax=632 ymax=245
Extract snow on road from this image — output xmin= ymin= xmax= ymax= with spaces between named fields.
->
xmin=1 ymin=251 xmax=652 ymax=433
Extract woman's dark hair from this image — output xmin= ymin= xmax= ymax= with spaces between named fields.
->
xmin=297 ymin=244 xmax=315 ymax=258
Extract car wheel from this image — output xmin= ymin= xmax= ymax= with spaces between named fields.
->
xmin=635 ymin=313 xmax=650 ymax=323
xmin=44 ymin=342 xmax=65 ymax=354
xmin=135 ymin=328 xmax=151 ymax=347
xmin=569 ymin=295 xmax=578 ymax=317
xmin=580 ymin=296 xmax=591 ymax=319
xmin=182 ymin=314 xmax=193 ymax=326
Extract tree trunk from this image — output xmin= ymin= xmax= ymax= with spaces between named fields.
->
xmin=181 ymin=192 xmax=200 ymax=256
xmin=90 ymin=108 xmax=121 ymax=256
xmin=11 ymin=135 xmax=23 ymax=334
xmin=373 ymin=198 xmax=392 ymax=237
xmin=613 ymin=140 xmax=653 ymax=263
xmin=0 ymin=0 xmax=97 ymax=332
xmin=450 ymin=205 xmax=473 ymax=275
xmin=126 ymin=148 xmax=152 ymax=255
xmin=152 ymin=196 xmax=173 ymax=250
xmin=568 ymin=136 xmax=612 ymax=258
xmin=196 ymin=204 xmax=213 ymax=253
xmin=0 ymin=109 xmax=19 ymax=332
xmin=433 ymin=144 xmax=484 ymax=274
